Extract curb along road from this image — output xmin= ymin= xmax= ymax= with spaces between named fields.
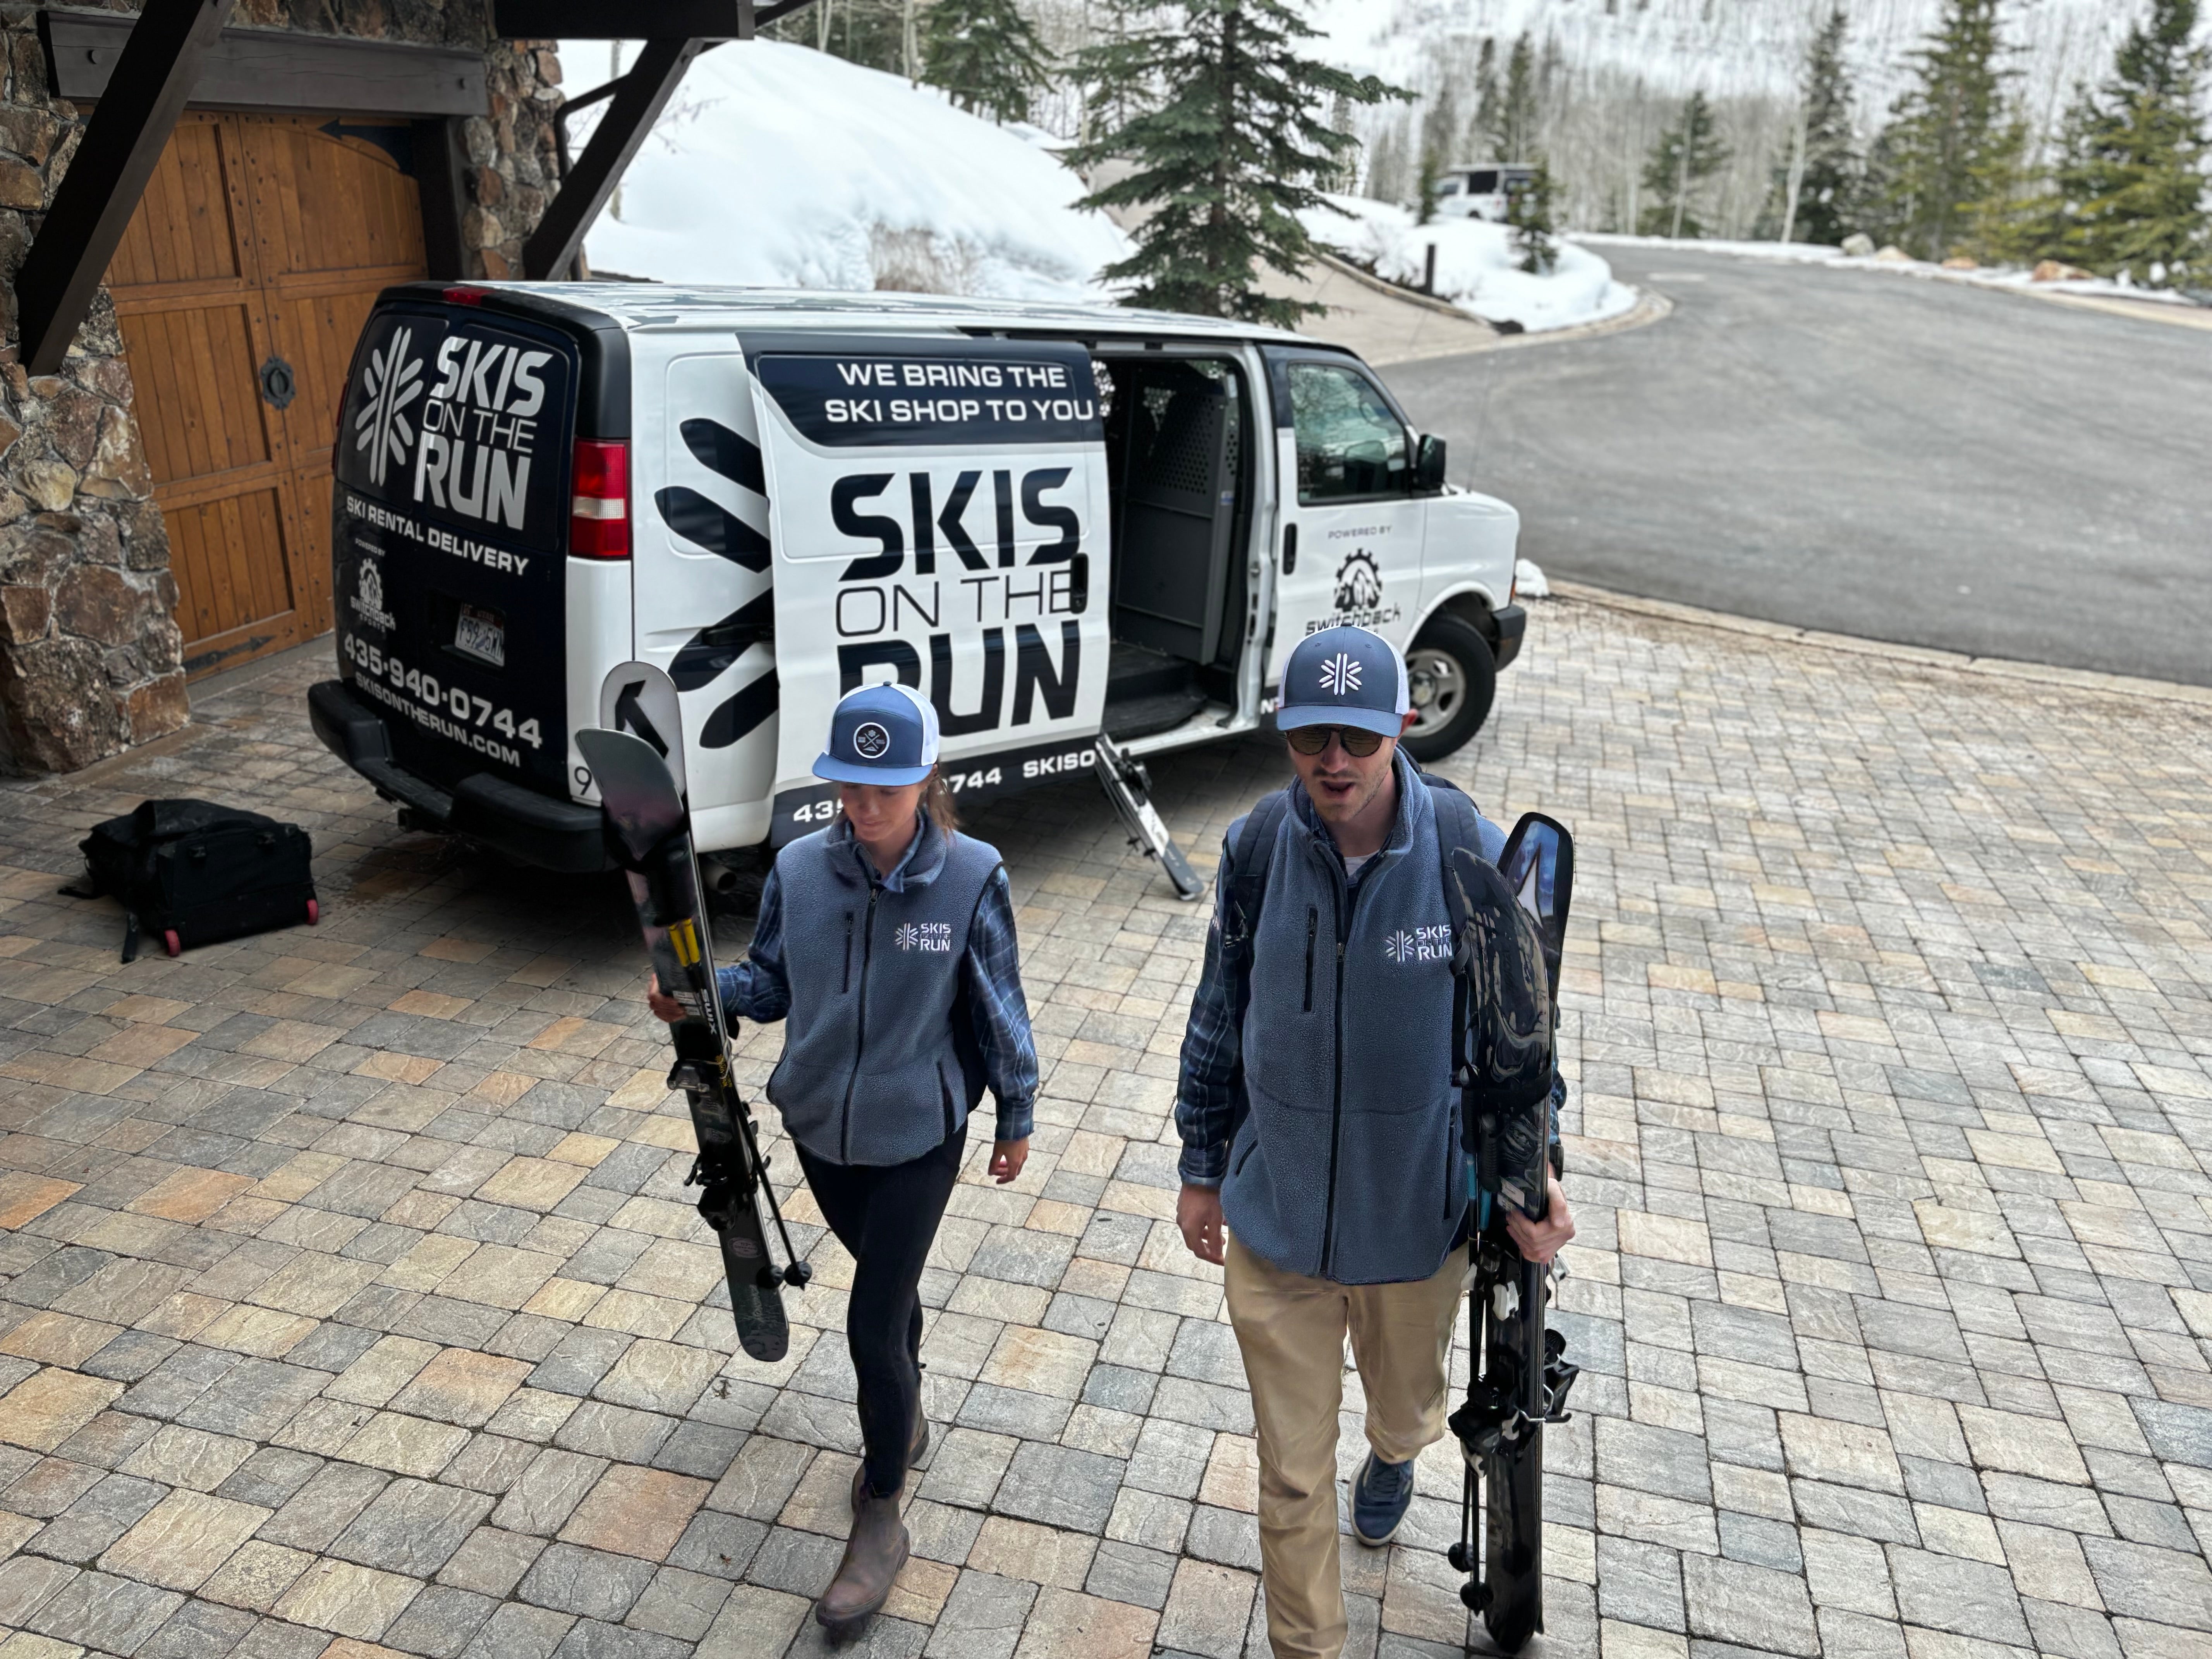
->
xmin=1547 ymin=580 xmax=2212 ymax=714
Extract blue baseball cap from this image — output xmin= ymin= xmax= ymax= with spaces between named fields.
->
xmin=1275 ymin=625 xmax=1411 ymax=737
xmin=815 ymin=683 xmax=940 ymax=785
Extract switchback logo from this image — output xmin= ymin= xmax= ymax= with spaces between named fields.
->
xmin=1303 ymin=549 xmax=1403 ymax=636
xmin=350 ymin=558 xmax=395 ymax=632
xmin=1334 ymin=550 xmax=1383 ymax=612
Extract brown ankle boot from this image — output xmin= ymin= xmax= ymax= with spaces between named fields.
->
xmin=816 ymin=1484 xmax=909 ymax=1630
xmin=850 ymin=1409 xmax=930 ymax=1510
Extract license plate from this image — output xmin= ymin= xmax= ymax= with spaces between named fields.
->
xmin=453 ymin=604 xmax=505 ymax=667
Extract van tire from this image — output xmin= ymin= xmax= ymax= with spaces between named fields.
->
xmin=1401 ymin=613 xmax=1496 ymax=763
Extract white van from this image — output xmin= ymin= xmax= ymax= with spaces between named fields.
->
xmin=309 ymin=285 xmax=1529 ymax=878
xmin=1435 ymin=163 xmax=1537 ymax=224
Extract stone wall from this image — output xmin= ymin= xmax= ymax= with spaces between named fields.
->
xmin=0 ymin=1 xmax=562 ymax=774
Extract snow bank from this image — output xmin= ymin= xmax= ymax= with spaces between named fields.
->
xmin=1574 ymin=233 xmax=1844 ymax=264
xmin=565 ymin=40 xmax=1130 ymax=302
xmin=1304 ymin=194 xmax=1637 ymax=332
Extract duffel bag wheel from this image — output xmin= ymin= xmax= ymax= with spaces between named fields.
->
xmin=162 ymin=929 xmax=181 ymax=957
xmin=306 ymin=899 xmax=319 ymax=925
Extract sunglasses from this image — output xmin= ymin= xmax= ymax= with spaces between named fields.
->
xmin=1285 ymin=724 xmax=1385 ymax=757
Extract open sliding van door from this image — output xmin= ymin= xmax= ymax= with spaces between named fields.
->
xmin=749 ymin=338 xmax=1112 ymax=846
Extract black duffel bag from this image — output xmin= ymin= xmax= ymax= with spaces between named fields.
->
xmin=65 ymin=799 xmax=319 ymax=963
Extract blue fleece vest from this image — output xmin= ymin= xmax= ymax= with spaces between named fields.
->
xmin=1223 ymin=753 xmax=1483 ymax=1285
xmin=768 ymin=817 xmax=1001 ymax=1167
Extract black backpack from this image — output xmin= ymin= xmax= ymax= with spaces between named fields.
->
xmin=65 ymin=799 xmax=319 ymax=963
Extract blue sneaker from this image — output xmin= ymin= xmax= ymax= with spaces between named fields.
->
xmin=1351 ymin=1451 xmax=1415 ymax=1546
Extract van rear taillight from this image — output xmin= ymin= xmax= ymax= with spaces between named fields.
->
xmin=570 ymin=440 xmax=630 ymax=558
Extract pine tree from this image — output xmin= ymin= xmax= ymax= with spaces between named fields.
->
xmin=1495 ymin=33 xmax=1540 ymax=161
xmin=1867 ymin=0 xmax=2021 ymax=260
xmin=1510 ymin=155 xmax=1559 ymax=272
xmin=1639 ymin=91 xmax=1728 ymax=237
xmin=1416 ymin=82 xmax=1460 ymax=223
xmin=922 ymin=0 xmax=1053 ymax=124
xmin=1069 ymin=0 xmax=1407 ymax=325
xmin=2051 ymin=0 xmax=2211 ymax=284
xmin=1771 ymin=7 xmax=1863 ymax=245
xmin=1472 ymin=37 xmax=1501 ymax=158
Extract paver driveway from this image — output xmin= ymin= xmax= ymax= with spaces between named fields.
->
xmin=2 ymin=597 xmax=2209 ymax=1659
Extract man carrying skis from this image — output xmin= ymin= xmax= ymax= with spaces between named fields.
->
xmin=1175 ymin=624 xmax=1574 ymax=1659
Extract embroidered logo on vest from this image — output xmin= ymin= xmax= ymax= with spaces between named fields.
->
xmin=1384 ymin=924 xmax=1452 ymax=963
xmin=895 ymin=921 xmax=954 ymax=953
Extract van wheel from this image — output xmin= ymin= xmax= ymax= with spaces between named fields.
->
xmin=1401 ymin=614 xmax=1496 ymax=763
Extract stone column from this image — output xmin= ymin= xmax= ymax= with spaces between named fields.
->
xmin=0 ymin=12 xmax=183 ymax=773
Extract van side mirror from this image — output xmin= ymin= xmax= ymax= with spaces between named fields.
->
xmin=1415 ymin=433 xmax=1447 ymax=492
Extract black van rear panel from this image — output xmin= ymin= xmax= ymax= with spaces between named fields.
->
xmin=331 ymin=299 xmax=580 ymax=796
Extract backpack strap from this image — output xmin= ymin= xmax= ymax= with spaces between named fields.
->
xmin=1219 ymin=787 xmax=1293 ymax=1047
xmin=1221 ymin=787 xmax=1292 ymax=960
xmin=1420 ymin=773 xmax=1483 ymax=1099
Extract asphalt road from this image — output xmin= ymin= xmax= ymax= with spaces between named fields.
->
xmin=1382 ymin=247 xmax=2212 ymax=685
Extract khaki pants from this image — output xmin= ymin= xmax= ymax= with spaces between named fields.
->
xmin=1224 ymin=1234 xmax=1468 ymax=1659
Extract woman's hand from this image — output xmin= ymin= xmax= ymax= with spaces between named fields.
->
xmin=1505 ymin=1175 xmax=1576 ymax=1264
xmin=988 ymin=1138 xmax=1029 ymax=1184
xmin=646 ymin=974 xmax=683 ymax=1024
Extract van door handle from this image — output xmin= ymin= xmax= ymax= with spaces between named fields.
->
xmin=1281 ymin=524 xmax=1297 ymax=574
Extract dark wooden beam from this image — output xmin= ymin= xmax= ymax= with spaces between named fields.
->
xmin=413 ymin=117 xmax=472 ymax=280
xmin=17 ymin=0 xmax=230 ymax=376
xmin=494 ymin=0 xmax=759 ymax=37
xmin=40 ymin=9 xmax=488 ymax=115
xmin=523 ymin=37 xmax=703 ymax=281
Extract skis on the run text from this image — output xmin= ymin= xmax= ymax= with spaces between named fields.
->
xmin=578 ymin=726 xmax=809 ymax=1362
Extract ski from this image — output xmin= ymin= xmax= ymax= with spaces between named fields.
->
xmin=1445 ymin=812 xmax=1581 ymax=1654
xmin=578 ymin=725 xmax=808 ymax=1363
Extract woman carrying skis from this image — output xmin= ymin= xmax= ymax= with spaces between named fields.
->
xmin=648 ymin=682 xmax=1037 ymax=1634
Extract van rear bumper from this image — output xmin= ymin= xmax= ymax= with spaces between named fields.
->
xmin=1492 ymin=603 xmax=1527 ymax=670
xmin=309 ymin=680 xmax=612 ymax=873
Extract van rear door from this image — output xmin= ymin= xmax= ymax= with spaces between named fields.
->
xmin=749 ymin=338 xmax=1110 ymax=845
xmin=331 ymin=302 xmax=577 ymax=799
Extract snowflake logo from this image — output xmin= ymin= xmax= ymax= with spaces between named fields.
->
xmin=895 ymin=923 xmax=921 ymax=951
xmin=1386 ymin=930 xmax=1415 ymax=962
xmin=1319 ymin=652 xmax=1362 ymax=696
xmin=354 ymin=325 xmax=424 ymax=487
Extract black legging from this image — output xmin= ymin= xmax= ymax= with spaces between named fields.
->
xmin=796 ymin=1121 xmax=966 ymax=1498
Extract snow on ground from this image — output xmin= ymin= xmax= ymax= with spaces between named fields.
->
xmin=1305 ymin=194 xmax=1637 ymax=333
xmin=1575 ymin=233 xmax=1845 ymax=263
xmin=565 ymin=39 xmax=1129 ymax=302
xmin=1515 ymin=558 xmax=1551 ymax=599
xmin=1575 ymin=232 xmax=2207 ymax=307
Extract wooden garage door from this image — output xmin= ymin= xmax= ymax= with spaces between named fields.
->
xmin=107 ymin=112 xmax=428 ymax=678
